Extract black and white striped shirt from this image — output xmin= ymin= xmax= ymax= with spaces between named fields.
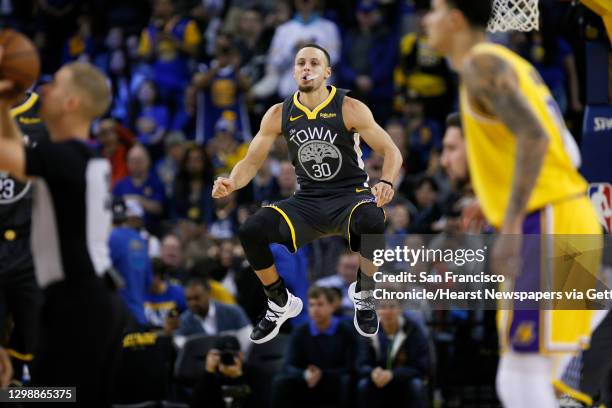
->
xmin=25 ymin=139 xmax=112 ymax=288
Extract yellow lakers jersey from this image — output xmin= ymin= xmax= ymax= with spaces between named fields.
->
xmin=460 ymin=43 xmax=588 ymax=228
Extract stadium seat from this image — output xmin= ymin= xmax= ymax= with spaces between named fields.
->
xmin=245 ymin=332 xmax=289 ymax=370
xmin=114 ymin=332 xmax=175 ymax=404
xmin=174 ymin=334 xmax=221 ymax=384
xmin=246 ymin=333 xmax=290 ymax=408
xmin=115 ymin=333 xmax=175 ymax=403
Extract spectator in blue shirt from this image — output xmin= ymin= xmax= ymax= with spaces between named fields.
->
xmin=129 ymin=80 xmax=171 ymax=159
xmin=113 ymin=144 xmax=166 ymax=235
xmin=109 ymin=197 xmax=153 ymax=328
xmin=137 ymin=0 xmax=202 ymax=108
xmin=106 ymin=48 xmax=133 ymax=124
xmin=192 ymin=32 xmax=252 ymax=143
xmin=144 ymin=258 xmax=187 ymax=330
xmin=271 ymin=286 xmax=356 ymax=408
xmin=61 ymin=14 xmax=95 ymax=64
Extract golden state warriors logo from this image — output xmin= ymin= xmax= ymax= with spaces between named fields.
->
xmin=297 ymin=140 xmax=342 ymax=181
xmin=290 ymin=126 xmax=342 ymax=181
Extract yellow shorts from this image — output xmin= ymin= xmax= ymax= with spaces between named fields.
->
xmin=498 ymin=196 xmax=603 ymax=355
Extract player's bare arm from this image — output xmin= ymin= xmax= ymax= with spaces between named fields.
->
xmin=462 ymin=52 xmax=549 ymax=231
xmin=463 ymin=52 xmax=550 ymax=277
xmin=343 ymin=96 xmax=403 ymax=207
xmin=212 ymin=103 xmax=282 ymax=198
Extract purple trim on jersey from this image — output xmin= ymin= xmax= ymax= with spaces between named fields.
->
xmin=508 ymin=210 xmax=542 ymax=353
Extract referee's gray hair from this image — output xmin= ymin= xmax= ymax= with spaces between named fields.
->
xmin=65 ymin=62 xmax=112 ymax=119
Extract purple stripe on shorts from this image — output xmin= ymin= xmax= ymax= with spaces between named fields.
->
xmin=508 ymin=209 xmax=542 ymax=352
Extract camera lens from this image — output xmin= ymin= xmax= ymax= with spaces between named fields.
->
xmin=220 ymin=351 xmax=235 ymax=365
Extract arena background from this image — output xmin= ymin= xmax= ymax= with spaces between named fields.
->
xmin=0 ymin=0 xmax=610 ymax=407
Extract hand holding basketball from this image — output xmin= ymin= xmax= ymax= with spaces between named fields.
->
xmin=212 ymin=177 xmax=236 ymax=198
xmin=0 ymin=29 xmax=40 ymax=99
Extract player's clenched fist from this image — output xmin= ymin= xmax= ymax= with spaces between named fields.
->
xmin=372 ymin=181 xmax=394 ymax=208
xmin=212 ymin=177 xmax=235 ymax=198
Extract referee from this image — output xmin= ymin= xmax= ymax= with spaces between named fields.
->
xmin=0 ymin=61 xmax=126 ymax=406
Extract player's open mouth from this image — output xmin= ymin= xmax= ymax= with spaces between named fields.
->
xmin=303 ymin=74 xmax=318 ymax=81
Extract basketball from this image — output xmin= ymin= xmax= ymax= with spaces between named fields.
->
xmin=0 ymin=29 xmax=40 ymax=97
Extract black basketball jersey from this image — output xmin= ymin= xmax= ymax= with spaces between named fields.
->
xmin=281 ymin=86 xmax=368 ymax=190
xmin=0 ymin=93 xmax=50 ymax=273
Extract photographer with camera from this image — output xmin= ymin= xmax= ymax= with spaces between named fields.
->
xmin=191 ymin=335 xmax=251 ymax=408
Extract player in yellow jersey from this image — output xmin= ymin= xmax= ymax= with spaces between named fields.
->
xmin=424 ymin=1 xmax=603 ymax=407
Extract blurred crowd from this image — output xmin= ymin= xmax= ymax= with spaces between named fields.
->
xmin=0 ymin=0 xmax=600 ymax=406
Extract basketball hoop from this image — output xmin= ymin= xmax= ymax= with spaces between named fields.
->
xmin=487 ymin=0 xmax=540 ymax=32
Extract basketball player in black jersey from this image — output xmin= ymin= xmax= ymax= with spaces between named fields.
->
xmin=213 ymin=44 xmax=403 ymax=343
xmin=0 ymin=90 xmax=49 ymax=381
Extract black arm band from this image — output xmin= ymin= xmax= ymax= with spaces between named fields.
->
xmin=379 ymin=179 xmax=393 ymax=188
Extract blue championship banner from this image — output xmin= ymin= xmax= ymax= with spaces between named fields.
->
xmin=581 ymin=40 xmax=612 ymax=184
xmin=581 ymin=104 xmax=612 ymax=184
